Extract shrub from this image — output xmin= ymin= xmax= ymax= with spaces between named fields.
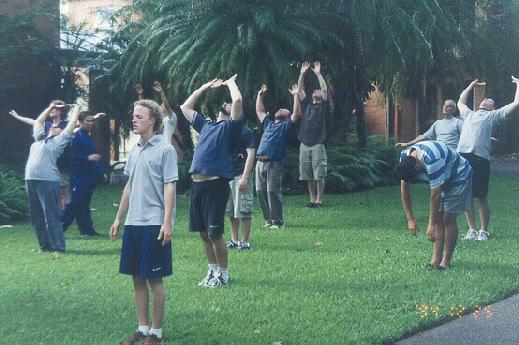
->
xmin=0 ymin=164 xmax=28 ymax=223
xmin=283 ymin=136 xmax=400 ymax=195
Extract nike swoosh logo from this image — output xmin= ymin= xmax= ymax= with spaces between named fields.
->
xmin=152 ymin=267 xmax=162 ymax=272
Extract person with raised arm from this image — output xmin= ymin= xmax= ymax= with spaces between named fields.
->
xmin=110 ymin=98 xmax=178 ymax=345
xmin=180 ymin=74 xmax=244 ymax=287
xmin=457 ymin=77 xmax=519 ymax=241
xmin=297 ymin=61 xmax=329 ymax=208
xmin=255 ymin=84 xmax=301 ymax=229
xmin=25 ymin=102 xmax=80 ymax=257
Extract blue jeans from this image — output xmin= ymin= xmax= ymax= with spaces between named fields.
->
xmin=26 ymin=180 xmax=66 ymax=252
xmin=61 ymin=180 xmax=96 ymax=235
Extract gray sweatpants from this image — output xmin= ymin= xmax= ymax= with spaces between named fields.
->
xmin=255 ymin=161 xmax=284 ymax=226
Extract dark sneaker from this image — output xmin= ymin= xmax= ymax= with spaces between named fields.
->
xmin=314 ymin=203 xmax=323 ymax=208
xmin=305 ymin=202 xmax=316 ymax=208
xmin=238 ymin=242 xmax=251 ymax=251
xmin=226 ymin=240 xmax=239 ymax=248
xmin=120 ymin=331 xmax=146 ymax=345
xmin=198 ymin=270 xmax=214 ymax=286
xmin=206 ymin=271 xmax=229 ymax=287
xmin=141 ymin=334 xmax=164 ymax=345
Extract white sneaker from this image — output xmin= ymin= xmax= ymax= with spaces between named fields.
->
xmin=477 ymin=230 xmax=490 ymax=241
xmin=205 ymin=271 xmax=229 ymax=287
xmin=198 ymin=270 xmax=214 ymax=286
xmin=463 ymin=229 xmax=479 ymax=240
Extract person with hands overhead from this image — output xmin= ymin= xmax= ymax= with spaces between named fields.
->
xmin=255 ymin=84 xmax=301 ymax=229
xmin=25 ymin=102 xmax=80 ymax=257
xmin=110 ymin=98 xmax=178 ymax=345
xmin=397 ymin=140 xmax=473 ymax=270
xmin=297 ymin=61 xmax=329 ymax=208
xmin=457 ymin=76 xmax=519 ymax=241
xmin=180 ymin=74 xmax=244 ymax=287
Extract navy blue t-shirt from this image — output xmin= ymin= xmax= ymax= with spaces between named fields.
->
xmin=71 ymin=128 xmax=104 ymax=185
xmin=232 ymin=126 xmax=256 ymax=176
xmin=256 ymin=117 xmax=294 ymax=162
xmin=189 ymin=112 xmax=244 ymax=180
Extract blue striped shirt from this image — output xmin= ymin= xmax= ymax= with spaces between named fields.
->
xmin=400 ymin=140 xmax=472 ymax=189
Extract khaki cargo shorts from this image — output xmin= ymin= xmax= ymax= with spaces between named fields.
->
xmin=225 ymin=175 xmax=254 ymax=218
xmin=299 ymin=143 xmax=327 ymax=180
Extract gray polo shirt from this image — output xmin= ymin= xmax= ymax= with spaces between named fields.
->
xmin=25 ymin=126 xmax=72 ymax=181
xmin=423 ymin=117 xmax=463 ymax=149
xmin=124 ymin=134 xmax=179 ymax=226
xmin=457 ymin=108 xmax=505 ymax=160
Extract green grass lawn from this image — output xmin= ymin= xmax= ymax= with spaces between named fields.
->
xmin=1 ymin=176 xmax=518 ymax=345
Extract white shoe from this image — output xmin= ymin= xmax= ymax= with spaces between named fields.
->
xmin=477 ymin=230 xmax=490 ymax=241
xmin=198 ymin=270 xmax=214 ymax=286
xmin=463 ymin=229 xmax=479 ymax=240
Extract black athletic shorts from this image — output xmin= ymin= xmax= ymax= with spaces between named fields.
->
xmin=189 ymin=179 xmax=230 ymax=236
xmin=460 ymin=153 xmax=490 ymax=198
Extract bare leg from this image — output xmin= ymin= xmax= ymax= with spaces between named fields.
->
xmin=133 ymin=276 xmax=149 ymax=326
xmin=241 ymin=218 xmax=251 ymax=243
xmin=478 ymin=196 xmax=489 ymax=231
xmin=315 ymin=179 xmax=325 ymax=204
xmin=440 ymin=213 xmax=458 ymax=268
xmin=431 ymin=218 xmax=445 ymax=266
xmin=200 ymin=232 xmax=217 ymax=264
xmin=209 ymin=233 xmax=228 ymax=268
xmin=148 ymin=278 xmax=165 ymax=329
xmin=464 ymin=199 xmax=477 ymax=230
xmin=229 ymin=217 xmax=239 ymax=242
xmin=307 ymin=181 xmax=316 ymax=203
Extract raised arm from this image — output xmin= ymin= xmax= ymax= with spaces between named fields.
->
xmin=312 ymin=61 xmax=328 ymax=101
xmin=135 ymin=84 xmax=144 ymax=100
xmin=289 ymin=84 xmax=302 ymax=123
xmin=255 ymin=84 xmax=268 ymax=123
xmin=297 ymin=61 xmax=310 ymax=100
xmin=180 ymin=78 xmax=223 ymax=123
xmin=8 ymin=110 xmax=35 ymax=126
xmin=400 ymin=180 xmax=418 ymax=236
xmin=153 ymin=81 xmax=174 ymax=117
xmin=502 ymin=76 xmax=519 ymax=115
xmin=63 ymin=104 xmax=80 ymax=136
xmin=457 ymin=79 xmax=478 ymax=114
xmin=33 ymin=103 xmax=56 ymax=130
xmin=395 ymin=134 xmax=427 ymax=148
xmin=223 ymin=74 xmax=243 ymax=121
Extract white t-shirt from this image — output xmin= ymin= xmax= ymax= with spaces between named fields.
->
xmin=162 ymin=111 xmax=177 ymax=146
xmin=423 ymin=117 xmax=464 ymax=149
xmin=457 ymin=107 xmax=505 ymax=160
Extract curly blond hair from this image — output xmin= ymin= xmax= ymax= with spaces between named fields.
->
xmin=134 ymin=99 xmax=163 ymax=131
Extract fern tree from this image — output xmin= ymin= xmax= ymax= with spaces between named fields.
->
xmin=94 ymin=0 xmax=344 ymax=135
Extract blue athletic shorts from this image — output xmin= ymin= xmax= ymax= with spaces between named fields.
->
xmin=119 ymin=225 xmax=172 ymax=279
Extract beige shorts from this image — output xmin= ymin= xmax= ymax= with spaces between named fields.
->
xmin=299 ymin=143 xmax=327 ymax=180
xmin=225 ymin=175 xmax=254 ymax=219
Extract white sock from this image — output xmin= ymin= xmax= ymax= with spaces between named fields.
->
xmin=218 ymin=267 xmax=229 ymax=281
xmin=138 ymin=325 xmax=150 ymax=335
xmin=150 ymin=328 xmax=163 ymax=338
xmin=208 ymin=264 xmax=218 ymax=273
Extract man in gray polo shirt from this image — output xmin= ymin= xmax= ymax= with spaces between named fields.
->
xmin=110 ymin=99 xmax=178 ymax=345
xmin=25 ymin=103 xmax=79 ymax=257
xmin=297 ymin=61 xmax=329 ymax=208
xmin=395 ymin=100 xmax=463 ymax=149
xmin=457 ymin=77 xmax=519 ymax=241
